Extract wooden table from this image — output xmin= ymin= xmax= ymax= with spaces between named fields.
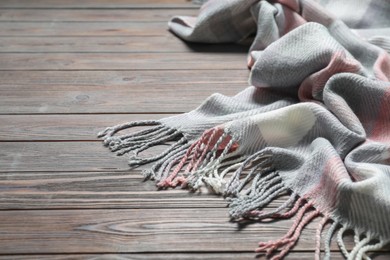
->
xmin=0 ymin=1 xmax=388 ymax=259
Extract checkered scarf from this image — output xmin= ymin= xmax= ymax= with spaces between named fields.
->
xmin=99 ymin=0 xmax=390 ymax=259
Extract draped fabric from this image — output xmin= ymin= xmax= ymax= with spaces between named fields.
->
xmin=99 ymin=0 xmax=390 ymax=258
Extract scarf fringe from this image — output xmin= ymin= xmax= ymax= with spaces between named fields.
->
xmin=156 ymin=127 xmax=242 ymax=191
xmin=255 ymin=203 xmax=320 ymax=259
xmin=222 ymin=150 xmax=321 ymax=259
xmin=222 ymin=149 xmax=389 ymax=259
xmin=144 ymin=142 xmax=191 ymax=181
xmin=225 ymin=149 xmax=273 ymax=196
xmin=99 ymin=124 xmax=389 ymax=259
xmin=98 ymin=120 xmax=187 ymax=168
xmin=334 ymin=225 xmax=388 ymax=260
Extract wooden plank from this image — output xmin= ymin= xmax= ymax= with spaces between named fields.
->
xmin=0 ymin=36 xmax=248 ymax=53
xmin=0 ymin=114 xmax=174 ymax=141
xmin=0 ymin=0 xmax=198 ymax=9
xmin=0 ymin=141 xmax=273 ymax=173
xmin=0 ymin=70 xmax=248 ymax=114
xmin=0 ymin=22 xmax=172 ymax=37
xmin=0 ymin=70 xmax=247 ymax=88
xmin=0 ymin=171 xmax=286 ymax=210
xmin=0 ymin=208 xmax=359 ymax=253
xmin=0 ymin=53 xmax=246 ymax=70
xmin=0 ymin=142 xmax=132 ymax=172
xmin=4 ymin=252 xmax=390 ymax=260
xmin=0 ymin=9 xmax=198 ymax=22
xmin=0 ymin=171 xmax=224 ymax=209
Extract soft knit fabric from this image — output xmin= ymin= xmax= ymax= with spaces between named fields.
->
xmin=99 ymin=0 xmax=390 ymax=259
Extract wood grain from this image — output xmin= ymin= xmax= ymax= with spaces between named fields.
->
xmin=5 ymin=252 xmax=390 ymax=260
xmin=0 ymin=53 xmax=246 ymax=70
xmin=0 ymin=114 xmax=174 ymax=141
xmin=0 ymin=171 xmax=287 ymax=210
xmin=0 ymin=141 xmax=131 ymax=172
xmin=0 ymin=22 xmax=174 ymax=37
xmin=0 ymin=9 xmax=198 ymax=22
xmin=0 ymin=36 xmax=249 ymax=53
xmin=0 ymin=70 xmax=248 ymax=114
xmin=0 ymin=208 xmax=358 ymax=254
xmin=0 ymin=70 xmax=247 ymax=88
xmin=0 ymin=0 xmax=198 ymax=9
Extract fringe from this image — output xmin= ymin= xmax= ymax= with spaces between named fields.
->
xmin=142 ymin=142 xmax=191 ymax=181
xmin=355 ymin=240 xmax=386 ymax=260
xmin=98 ymin=122 xmax=243 ymax=192
xmin=222 ymin=150 xmax=317 ymax=259
xmin=221 ymin=148 xmax=389 ymax=259
xmin=227 ymin=175 xmax=387 ymax=260
xmin=225 ymin=149 xmax=273 ymax=197
xmin=98 ymin=120 xmax=187 ymax=168
xmin=156 ymin=127 xmax=242 ymax=190
xmin=315 ymin=214 xmax=330 ymax=260
xmin=324 ymin=221 xmax=339 ymax=260
xmin=242 ymin=193 xmax=298 ymax=220
xmin=255 ymin=202 xmax=320 ymax=259
xmin=202 ymin=158 xmax=245 ymax=195
xmin=99 ymin=123 xmax=390 ymax=259
xmin=335 ymin=225 xmax=388 ymax=260
xmin=337 ymin=225 xmax=350 ymax=258
xmin=228 ymin=172 xmax=289 ymax=219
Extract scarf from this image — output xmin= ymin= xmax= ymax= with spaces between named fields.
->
xmin=98 ymin=0 xmax=390 ymax=259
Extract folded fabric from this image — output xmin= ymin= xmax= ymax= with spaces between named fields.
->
xmin=99 ymin=0 xmax=390 ymax=259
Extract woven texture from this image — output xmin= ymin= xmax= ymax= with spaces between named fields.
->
xmin=99 ymin=0 xmax=390 ymax=259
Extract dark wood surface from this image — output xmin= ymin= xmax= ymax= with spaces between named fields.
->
xmin=0 ymin=53 xmax=246 ymax=70
xmin=0 ymin=1 xmax=388 ymax=259
xmin=0 ymin=71 xmax=248 ymax=114
xmin=0 ymin=9 xmax=198 ymax=22
xmin=3 ymin=253 xmax=390 ymax=260
xmin=0 ymin=0 xmax=198 ymax=8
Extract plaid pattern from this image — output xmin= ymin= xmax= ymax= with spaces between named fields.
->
xmin=99 ymin=0 xmax=390 ymax=259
